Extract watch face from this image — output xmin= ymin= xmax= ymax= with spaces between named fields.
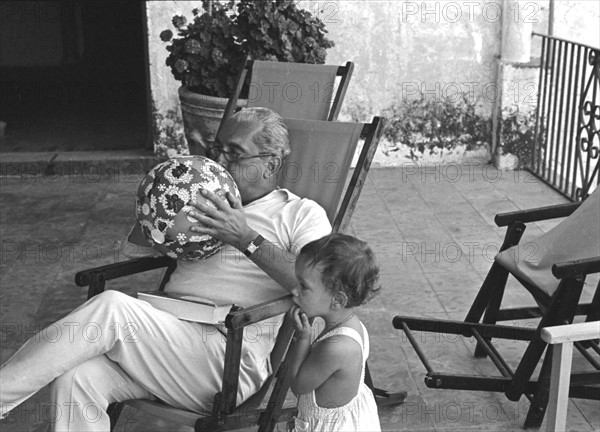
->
xmin=244 ymin=244 xmax=258 ymax=257
xmin=244 ymin=236 xmax=264 ymax=257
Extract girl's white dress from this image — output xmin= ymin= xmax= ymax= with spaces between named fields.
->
xmin=292 ymin=322 xmax=381 ymax=432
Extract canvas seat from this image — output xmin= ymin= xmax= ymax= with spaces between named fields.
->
xmin=494 ymin=191 xmax=599 ymax=297
xmin=75 ymin=115 xmax=404 ymax=432
xmin=217 ymin=60 xmax=353 ymax=135
xmin=393 ymin=188 xmax=600 ymax=429
xmin=189 ymin=60 xmax=353 ymax=155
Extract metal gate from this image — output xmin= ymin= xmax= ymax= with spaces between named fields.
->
xmin=532 ymin=33 xmax=599 ymax=201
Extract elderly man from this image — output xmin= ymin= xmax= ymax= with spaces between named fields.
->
xmin=0 ymin=107 xmax=332 ymax=431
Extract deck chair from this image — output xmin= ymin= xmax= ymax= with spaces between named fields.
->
xmin=393 ymin=188 xmax=600 ymax=428
xmin=215 ymin=60 xmax=354 ymax=138
xmin=74 ymin=115 xmax=400 ymax=432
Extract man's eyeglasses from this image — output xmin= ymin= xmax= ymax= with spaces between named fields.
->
xmin=206 ymin=146 xmax=276 ymax=163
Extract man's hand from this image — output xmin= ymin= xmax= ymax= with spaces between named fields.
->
xmin=189 ymin=189 xmax=298 ymax=290
xmin=188 ymin=189 xmax=255 ymax=249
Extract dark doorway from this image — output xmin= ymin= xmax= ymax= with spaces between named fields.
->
xmin=0 ymin=1 xmax=150 ymax=152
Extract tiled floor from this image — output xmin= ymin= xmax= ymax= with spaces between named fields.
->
xmin=0 ymin=162 xmax=598 ymax=431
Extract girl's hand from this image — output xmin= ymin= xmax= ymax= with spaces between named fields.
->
xmin=289 ymin=306 xmax=312 ymax=340
xmin=286 ymin=306 xmax=316 ymax=395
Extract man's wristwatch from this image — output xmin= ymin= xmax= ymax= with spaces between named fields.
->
xmin=243 ymin=235 xmax=265 ymax=257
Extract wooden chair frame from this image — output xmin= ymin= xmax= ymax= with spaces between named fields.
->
xmin=393 ymin=202 xmax=600 ymax=428
xmin=332 ymin=116 xmax=381 ymax=233
xmin=217 ymin=59 xmax=354 ymax=138
xmin=74 ymin=115 xmax=403 ymax=432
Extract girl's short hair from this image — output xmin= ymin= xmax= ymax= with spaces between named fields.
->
xmin=299 ymin=233 xmax=381 ymax=307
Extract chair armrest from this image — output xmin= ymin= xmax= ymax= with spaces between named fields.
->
xmin=75 ymin=256 xmax=174 ymax=287
xmin=494 ymin=202 xmax=581 ymax=227
xmin=541 ymin=321 xmax=600 ymax=344
xmin=218 ymin=294 xmax=295 ymax=416
xmin=552 ymin=257 xmax=600 ymax=279
xmin=225 ymin=295 xmax=295 ymax=331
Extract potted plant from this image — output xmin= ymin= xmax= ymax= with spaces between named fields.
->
xmin=160 ymin=0 xmax=335 ymax=154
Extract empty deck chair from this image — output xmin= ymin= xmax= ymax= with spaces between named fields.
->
xmin=189 ymin=60 xmax=354 ymax=155
xmin=221 ymin=59 xmax=353 ymax=123
xmin=394 ymin=188 xmax=600 ymax=428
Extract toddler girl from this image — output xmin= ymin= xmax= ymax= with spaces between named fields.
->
xmin=288 ymin=233 xmax=381 ymax=432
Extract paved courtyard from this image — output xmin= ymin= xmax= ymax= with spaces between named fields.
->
xmin=0 ymin=160 xmax=598 ymax=431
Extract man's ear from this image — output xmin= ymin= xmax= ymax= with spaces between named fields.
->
xmin=265 ymin=156 xmax=283 ymax=179
xmin=331 ymin=291 xmax=348 ymax=310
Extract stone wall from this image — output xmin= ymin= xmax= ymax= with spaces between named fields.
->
xmin=305 ymin=0 xmax=504 ymax=120
xmin=145 ymin=0 xmax=597 ymax=165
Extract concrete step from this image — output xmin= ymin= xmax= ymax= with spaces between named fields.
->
xmin=0 ymin=150 xmax=159 ymax=180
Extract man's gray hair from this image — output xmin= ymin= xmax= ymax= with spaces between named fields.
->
xmin=232 ymin=107 xmax=291 ymax=158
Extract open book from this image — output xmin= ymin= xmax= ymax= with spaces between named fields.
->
xmin=137 ymin=290 xmax=235 ymax=324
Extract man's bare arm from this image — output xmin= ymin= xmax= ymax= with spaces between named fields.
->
xmin=188 ymin=190 xmax=298 ymax=290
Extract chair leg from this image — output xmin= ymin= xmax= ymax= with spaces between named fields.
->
xmin=465 ymin=258 xmax=516 ymax=324
xmin=258 ymin=361 xmax=295 ymax=432
xmin=524 ymin=351 xmax=553 ymax=429
xmin=364 ymin=362 xmax=407 ymax=407
xmin=586 ymin=282 xmax=600 ymax=323
xmin=466 ymin=222 xmax=525 ymax=358
xmin=507 ymin=278 xmax=583 ymax=406
xmin=470 ymin=263 xmax=510 ymax=358
xmin=107 ymin=402 xmax=124 ymax=432
xmin=522 ymin=279 xmax=587 ymax=428
xmin=582 ymin=283 xmax=600 ymax=349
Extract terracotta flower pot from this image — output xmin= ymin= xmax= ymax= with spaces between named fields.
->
xmin=178 ymin=86 xmax=247 ymax=155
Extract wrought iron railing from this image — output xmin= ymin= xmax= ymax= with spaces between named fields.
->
xmin=532 ymin=33 xmax=599 ymax=201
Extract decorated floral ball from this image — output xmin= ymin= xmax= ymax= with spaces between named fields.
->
xmin=135 ymin=156 xmax=240 ymax=260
